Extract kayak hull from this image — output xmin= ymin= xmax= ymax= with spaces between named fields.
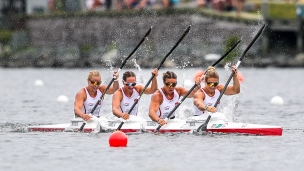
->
xmin=27 ymin=114 xmax=283 ymax=136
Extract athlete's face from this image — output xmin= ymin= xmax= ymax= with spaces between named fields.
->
xmin=88 ymin=76 xmax=101 ymax=91
xmin=123 ymin=77 xmax=136 ymax=91
xmin=205 ymin=77 xmax=219 ymax=92
xmin=163 ymin=78 xmax=177 ymax=94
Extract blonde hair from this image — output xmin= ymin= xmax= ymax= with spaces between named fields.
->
xmin=87 ymin=70 xmax=101 ymax=80
xmin=204 ymin=66 xmax=219 ymax=82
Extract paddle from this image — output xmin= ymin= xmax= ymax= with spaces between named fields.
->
xmin=153 ymin=40 xmax=241 ymax=133
xmin=79 ymin=27 xmax=152 ymax=131
xmin=116 ymin=25 xmax=191 ymax=131
xmin=197 ymin=23 xmax=266 ymax=133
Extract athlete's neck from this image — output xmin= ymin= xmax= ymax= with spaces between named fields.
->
xmin=123 ymin=87 xmax=133 ymax=97
xmin=87 ymin=87 xmax=97 ymax=97
xmin=203 ymin=88 xmax=215 ymax=96
xmin=162 ymin=88 xmax=174 ymax=99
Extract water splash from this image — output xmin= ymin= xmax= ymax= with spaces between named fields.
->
xmin=0 ymin=123 xmax=29 ymax=133
xmin=132 ymin=58 xmax=148 ymax=119
xmin=178 ymin=106 xmax=195 ymax=120
xmin=103 ymin=59 xmax=116 ymax=84
xmin=182 ymin=61 xmax=192 ymax=87
xmin=170 ymin=61 xmax=195 ymax=119
xmin=220 ymin=63 xmax=242 ymax=122
xmin=256 ymin=10 xmax=264 ymax=23
xmin=175 ymin=60 xmax=191 ymax=87
xmin=132 ymin=58 xmax=144 ymax=84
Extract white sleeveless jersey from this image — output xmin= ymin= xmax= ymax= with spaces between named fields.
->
xmin=120 ymin=88 xmax=140 ymax=116
xmin=194 ymin=88 xmax=220 ymax=116
xmin=157 ymin=88 xmax=179 ymax=119
xmin=81 ymin=87 xmax=103 ymax=116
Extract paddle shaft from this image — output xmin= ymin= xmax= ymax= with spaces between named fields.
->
xmin=79 ymin=27 xmax=152 ymax=131
xmin=153 ymin=40 xmax=241 ymax=133
xmin=198 ymin=24 xmax=266 ymax=132
xmin=116 ymin=25 xmax=191 ymax=131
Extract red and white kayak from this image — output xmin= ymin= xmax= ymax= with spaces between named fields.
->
xmin=27 ymin=113 xmax=283 ymax=136
xmin=144 ymin=113 xmax=282 ymax=136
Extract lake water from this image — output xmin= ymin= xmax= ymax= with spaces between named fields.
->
xmin=0 ymin=67 xmax=303 ymax=171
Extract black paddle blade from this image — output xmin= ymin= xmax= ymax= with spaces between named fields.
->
xmin=120 ymin=27 xmax=152 ymax=67
xmin=156 ymin=25 xmax=191 ymax=70
xmin=239 ymin=23 xmax=266 ymax=61
xmin=211 ymin=40 xmax=241 ymax=67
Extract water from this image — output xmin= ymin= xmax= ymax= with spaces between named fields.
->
xmin=1 ymin=67 xmax=303 ymax=171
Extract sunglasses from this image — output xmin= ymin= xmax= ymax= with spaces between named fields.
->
xmin=165 ymin=82 xmax=177 ymax=88
xmin=206 ymin=82 xmax=219 ymax=87
xmin=90 ymin=80 xmax=101 ymax=86
xmin=125 ymin=82 xmax=136 ymax=87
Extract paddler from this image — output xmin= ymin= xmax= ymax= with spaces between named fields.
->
xmin=74 ymin=70 xmax=119 ymax=121
xmin=149 ymin=71 xmax=201 ymax=126
xmin=193 ymin=66 xmax=240 ymax=115
xmin=112 ymin=68 xmax=159 ymax=120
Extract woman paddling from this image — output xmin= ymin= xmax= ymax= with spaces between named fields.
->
xmin=112 ymin=68 xmax=159 ymax=120
xmin=149 ymin=71 xmax=201 ymax=126
xmin=193 ymin=66 xmax=240 ymax=115
xmin=74 ymin=70 xmax=119 ymax=121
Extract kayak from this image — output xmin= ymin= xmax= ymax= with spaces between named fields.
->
xmin=145 ymin=113 xmax=283 ymax=136
xmin=27 ymin=112 xmax=283 ymax=136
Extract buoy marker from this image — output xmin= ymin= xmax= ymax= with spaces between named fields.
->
xmin=270 ymin=96 xmax=284 ymax=105
xmin=35 ymin=79 xmax=44 ymax=86
xmin=109 ymin=131 xmax=128 ymax=147
xmin=57 ymin=95 xmax=69 ymax=103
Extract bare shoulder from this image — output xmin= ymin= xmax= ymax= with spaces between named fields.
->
xmin=99 ymin=84 xmax=107 ymax=92
xmin=151 ymin=90 xmax=162 ymax=100
xmin=151 ymin=90 xmax=163 ymax=105
xmin=75 ymin=88 xmax=86 ymax=100
xmin=135 ymin=84 xmax=144 ymax=92
xmin=175 ymin=86 xmax=186 ymax=94
xmin=113 ymin=89 xmax=123 ymax=101
xmin=217 ymin=84 xmax=224 ymax=92
xmin=194 ymin=90 xmax=204 ymax=97
xmin=113 ymin=88 xmax=122 ymax=96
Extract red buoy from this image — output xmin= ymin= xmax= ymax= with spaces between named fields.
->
xmin=109 ymin=131 xmax=128 ymax=147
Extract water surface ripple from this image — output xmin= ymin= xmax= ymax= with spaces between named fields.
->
xmin=1 ymin=68 xmax=303 ymax=171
